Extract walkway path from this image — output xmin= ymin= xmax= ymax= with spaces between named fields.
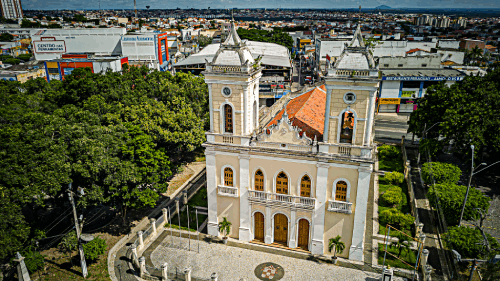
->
xmin=147 ymin=235 xmax=404 ymax=281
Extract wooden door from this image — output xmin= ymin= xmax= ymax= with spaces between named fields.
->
xmin=274 ymin=214 xmax=288 ymax=245
xmin=297 ymin=219 xmax=309 ymax=251
xmin=224 ymin=104 xmax=233 ymax=133
xmin=335 ymin=181 xmax=347 ymax=201
xmin=300 ymin=175 xmax=311 ymax=197
xmin=276 ymin=172 xmax=288 ymax=194
xmin=255 ymin=170 xmax=264 ymax=191
xmin=254 ymin=212 xmax=264 ymax=242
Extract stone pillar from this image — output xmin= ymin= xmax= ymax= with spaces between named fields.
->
xmin=363 ymin=90 xmax=376 ymax=146
xmin=206 ymin=149 xmax=219 ymax=236
xmin=182 ymin=190 xmax=188 ymax=205
xmin=323 ymin=88 xmax=332 ymax=142
xmin=14 ymin=252 xmax=30 ymax=281
xmin=175 ymin=197 xmax=180 ymax=216
xmin=137 ymin=231 xmax=144 ymax=250
xmin=239 ymin=154 xmax=251 ymax=242
xmin=421 ymin=249 xmax=429 ymax=268
xmin=424 ymin=265 xmax=432 ymax=281
xmin=161 ymin=263 xmax=168 ymax=281
xmin=416 ymin=223 xmax=424 ymax=238
xmin=139 ymin=256 xmax=146 ymax=278
xmin=211 ymin=273 xmax=218 ymax=281
xmin=243 ymin=88 xmax=248 ymax=135
xmin=150 ymin=218 xmax=157 ymax=236
xmin=419 ymin=233 xmax=426 ymax=245
xmin=184 ymin=267 xmax=192 ymax=281
xmin=311 ymin=163 xmax=329 ymax=255
xmin=130 ymin=244 xmax=139 ymax=268
xmin=208 ymin=84 xmax=214 ymax=132
xmin=265 ymin=206 xmax=272 ymax=244
xmin=289 ymin=208 xmax=297 ymax=249
xmin=349 ymin=165 xmax=372 ymax=261
xmin=162 ymin=208 xmax=168 ymax=223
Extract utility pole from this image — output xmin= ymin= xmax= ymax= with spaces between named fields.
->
xmin=67 ymin=183 xmax=87 ymax=278
xmin=459 ymin=145 xmax=474 ymax=226
xmin=134 ymin=0 xmax=137 ymax=19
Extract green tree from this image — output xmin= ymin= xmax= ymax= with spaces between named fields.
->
xmin=237 ymin=28 xmax=294 ymax=51
xmin=421 ymin=162 xmax=461 ymax=185
xmin=427 ymin=183 xmax=490 ymax=226
xmin=419 ymin=138 xmax=445 ymax=158
xmin=0 ymin=33 xmax=14 ymax=42
xmin=82 ymin=237 xmax=106 ymax=262
xmin=198 ymin=35 xmax=213 ymax=48
xmin=444 ymin=226 xmax=499 ymax=259
xmin=20 ymin=247 xmax=45 ymax=274
xmin=328 ymin=235 xmax=345 ymax=258
xmin=218 ymin=217 xmax=232 ymax=238
xmin=0 ymin=187 xmax=30 ymax=261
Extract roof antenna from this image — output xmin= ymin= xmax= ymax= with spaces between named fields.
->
xmin=231 ymin=9 xmax=234 ymax=21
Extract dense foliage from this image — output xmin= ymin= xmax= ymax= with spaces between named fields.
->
xmin=444 ymin=226 xmax=499 ymax=259
xmin=421 ymin=162 xmax=462 ymax=185
xmin=379 ymin=208 xmax=415 ymax=230
xmin=408 ymin=68 xmax=500 ymax=160
xmin=237 ymin=28 xmax=294 ymax=51
xmin=427 ymin=183 xmax=490 ymax=226
xmin=0 ymin=66 xmax=208 ymax=261
xmin=83 ymin=237 xmax=107 ymax=262
xmin=385 ymin=172 xmax=404 ymax=185
xmin=382 ymin=186 xmax=403 ymax=207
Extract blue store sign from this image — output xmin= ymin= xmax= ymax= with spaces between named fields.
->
xmin=382 ymin=76 xmax=464 ymax=81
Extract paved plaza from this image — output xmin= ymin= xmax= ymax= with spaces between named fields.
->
xmin=150 ymin=235 xmax=403 ymax=281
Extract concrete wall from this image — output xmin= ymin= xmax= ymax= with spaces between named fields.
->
xmin=379 ymin=56 xmax=442 ymax=68
xmin=437 ymin=40 xmax=460 ymax=49
xmin=406 ymin=41 xmax=437 ymax=52
xmin=372 ymin=41 xmax=407 ymax=58
xmin=379 ymin=81 xmax=401 ymax=98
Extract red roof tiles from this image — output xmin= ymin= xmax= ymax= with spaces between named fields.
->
xmin=267 ymin=85 xmax=326 ymax=141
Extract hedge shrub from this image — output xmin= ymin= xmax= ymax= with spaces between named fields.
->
xmin=422 ymin=162 xmax=461 ymax=185
xmin=378 ymin=145 xmax=400 ymax=159
xmin=385 ymin=171 xmax=404 ymax=185
xmin=382 ymin=186 xmax=403 ymax=207
xmin=83 ymin=237 xmax=107 ymax=262
xmin=379 ymin=208 xmax=415 ymax=230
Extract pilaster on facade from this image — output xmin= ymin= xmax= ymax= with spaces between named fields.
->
xmin=205 ymin=151 xmax=219 ymax=236
xmin=349 ymin=164 xmax=373 ymax=261
xmin=288 ymin=209 xmax=298 ymax=249
xmin=239 ymin=153 xmax=251 ymax=242
xmin=265 ymin=206 xmax=273 ymax=244
xmin=311 ymin=162 xmax=329 ymax=255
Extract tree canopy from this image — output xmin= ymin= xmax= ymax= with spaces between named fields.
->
xmin=0 ymin=66 xmax=208 ymax=261
xmin=408 ymin=68 xmax=500 ymax=160
xmin=237 ymin=28 xmax=294 ymax=51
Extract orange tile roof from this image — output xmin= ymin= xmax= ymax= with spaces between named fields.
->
xmin=267 ymin=85 xmax=326 ymax=141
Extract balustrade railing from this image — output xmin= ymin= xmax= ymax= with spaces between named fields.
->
xmin=338 ymin=146 xmax=352 ymax=156
xmin=217 ymin=185 xmax=238 ymax=197
xmin=248 ymin=190 xmax=315 ymax=209
xmin=253 ymin=142 xmax=312 ymax=152
xmin=327 ymin=200 xmax=353 ymax=214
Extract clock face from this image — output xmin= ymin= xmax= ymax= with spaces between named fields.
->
xmin=222 ymin=87 xmax=231 ymax=96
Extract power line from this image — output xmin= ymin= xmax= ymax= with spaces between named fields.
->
xmin=44 ymin=208 xmax=73 ymax=234
xmin=41 ymin=207 xmax=72 ymax=232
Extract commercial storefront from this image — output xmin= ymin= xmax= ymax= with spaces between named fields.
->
xmin=120 ymin=32 xmax=170 ymax=71
xmin=377 ymin=69 xmax=465 ymax=113
xmin=43 ymin=54 xmax=128 ymax=81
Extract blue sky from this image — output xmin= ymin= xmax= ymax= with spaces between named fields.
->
xmin=21 ymin=0 xmax=500 ymax=10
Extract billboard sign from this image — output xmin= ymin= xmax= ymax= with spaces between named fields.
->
xmin=34 ymin=40 xmax=66 ymax=53
xmin=380 ymin=98 xmax=400 ymax=105
xmin=382 ymin=76 xmax=464 ymax=81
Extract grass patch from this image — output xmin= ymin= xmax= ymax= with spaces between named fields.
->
xmin=378 ymin=243 xmax=418 ymax=271
xmin=166 ymin=186 xmax=208 ymax=232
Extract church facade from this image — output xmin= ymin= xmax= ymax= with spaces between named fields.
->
xmin=203 ymin=23 xmax=379 ymax=261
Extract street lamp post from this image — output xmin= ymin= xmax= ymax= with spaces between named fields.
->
xmin=458 ymin=145 xmax=500 ymax=226
xmin=417 ymin=122 xmax=441 ymax=165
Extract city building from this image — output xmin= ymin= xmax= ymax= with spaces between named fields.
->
xmin=31 ymin=28 xmax=126 ymax=61
xmin=0 ymin=63 xmax=45 ymax=82
xmin=377 ymin=56 xmax=465 ymax=113
xmin=43 ymin=54 xmax=128 ymax=81
xmin=459 ymin=39 xmax=486 ymax=51
xmin=120 ymin=32 xmax=170 ymax=71
xmin=203 ymin=23 xmax=377 ymax=261
xmin=0 ymin=0 xmax=23 ymax=19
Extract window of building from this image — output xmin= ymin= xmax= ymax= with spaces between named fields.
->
xmin=335 ymin=181 xmax=348 ymax=201
xmin=224 ymin=167 xmax=233 ymax=187
xmin=224 ymin=104 xmax=233 ymax=133
xmin=340 ymin=111 xmax=354 ymax=144
xmin=300 ymin=175 xmax=311 ymax=197
xmin=384 ymin=64 xmax=389 ymax=67
xmin=421 ymin=64 xmax=427 ymax=67
xmin=398 ymin=64 xmax=404 ymax=67
xmin=276 ymin=172 xmax=288 ymax=194
xmin=48 ymin=68 xmax=59 ymax=74
xmin=255 ymin=170 xmax=264 ymax=191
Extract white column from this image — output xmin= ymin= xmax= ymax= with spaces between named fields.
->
xmin=264 ymin=206 xmax=272 ymax=244
xmin=239 ymin=154 xmax=251 ymax=241
xmin=311 ymin=163 xmax=329 ymax=255
xmin=349 ymin=165 xmax=372 ymax=261
xmin=323 ymin=89 xmax=332 ymax=142
xmin=289 ymin=209 xmax=297 ymax=249
xmin=243 ymin=88 xmax=248 ymax=135
xmin=208 ymin=84 xmax=214 ymax=132
xmin=206 ymin=149 xmax=219 ymax=236
xmin=363 ymin=90 xmax=376 ymax=146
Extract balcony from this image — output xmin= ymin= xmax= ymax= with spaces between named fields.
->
xmin=327 ymin=200 xmax=353 ymax=214
xmin=248 ymin=190 xmax=315 ymax=210
xmin=218 ymin=185 xmax=238 ymax=197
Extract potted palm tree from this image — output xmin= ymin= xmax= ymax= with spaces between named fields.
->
xmin=218 ymin=217 xmax=232 ymax=244
xmin=328 ymin=235 xmax=345 ymax=264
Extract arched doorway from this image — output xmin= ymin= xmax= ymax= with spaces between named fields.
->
xmin=254 ymin=212 xmax=265 ymax=242
xmin=297 ymin=219 xmax=310 ymax=251
xmin=274 ymin=213 xmax=288 ymax=246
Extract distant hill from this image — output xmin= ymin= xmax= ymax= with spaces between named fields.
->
xmin=375 ymin=5 xmax=392 ymax=10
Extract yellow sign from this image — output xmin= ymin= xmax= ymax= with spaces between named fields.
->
xmin=380 ymin=98 xmax=400 ymax=105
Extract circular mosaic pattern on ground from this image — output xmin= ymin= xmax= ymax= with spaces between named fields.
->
xmin=254 ymin=262 xmax=285 ymax=280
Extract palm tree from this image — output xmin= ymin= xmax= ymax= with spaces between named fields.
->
xmin=470 ymin=46 xmax=483 ymax=65
xmin=328 ymin=235 xmax=345 ymax=259
xmin=218 ymin=217 xmax=232 ymax=239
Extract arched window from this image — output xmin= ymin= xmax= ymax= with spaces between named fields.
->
xmin=255 ymin=170 xmax=264 ymax=191
xmin=224 ymin=167 xmax=233 ymax=186
xmin=224 ymin=104 xmax=233 ymax=133
xmin=335 ymin=180 xmax=348 ymax=201
xmin=300 ymin=175 xmax=311 ymax=197
xmin=276 ymin=172 xmax=288 ymax=194
xmin=340 ymin=111 xmax=354 ymax=144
